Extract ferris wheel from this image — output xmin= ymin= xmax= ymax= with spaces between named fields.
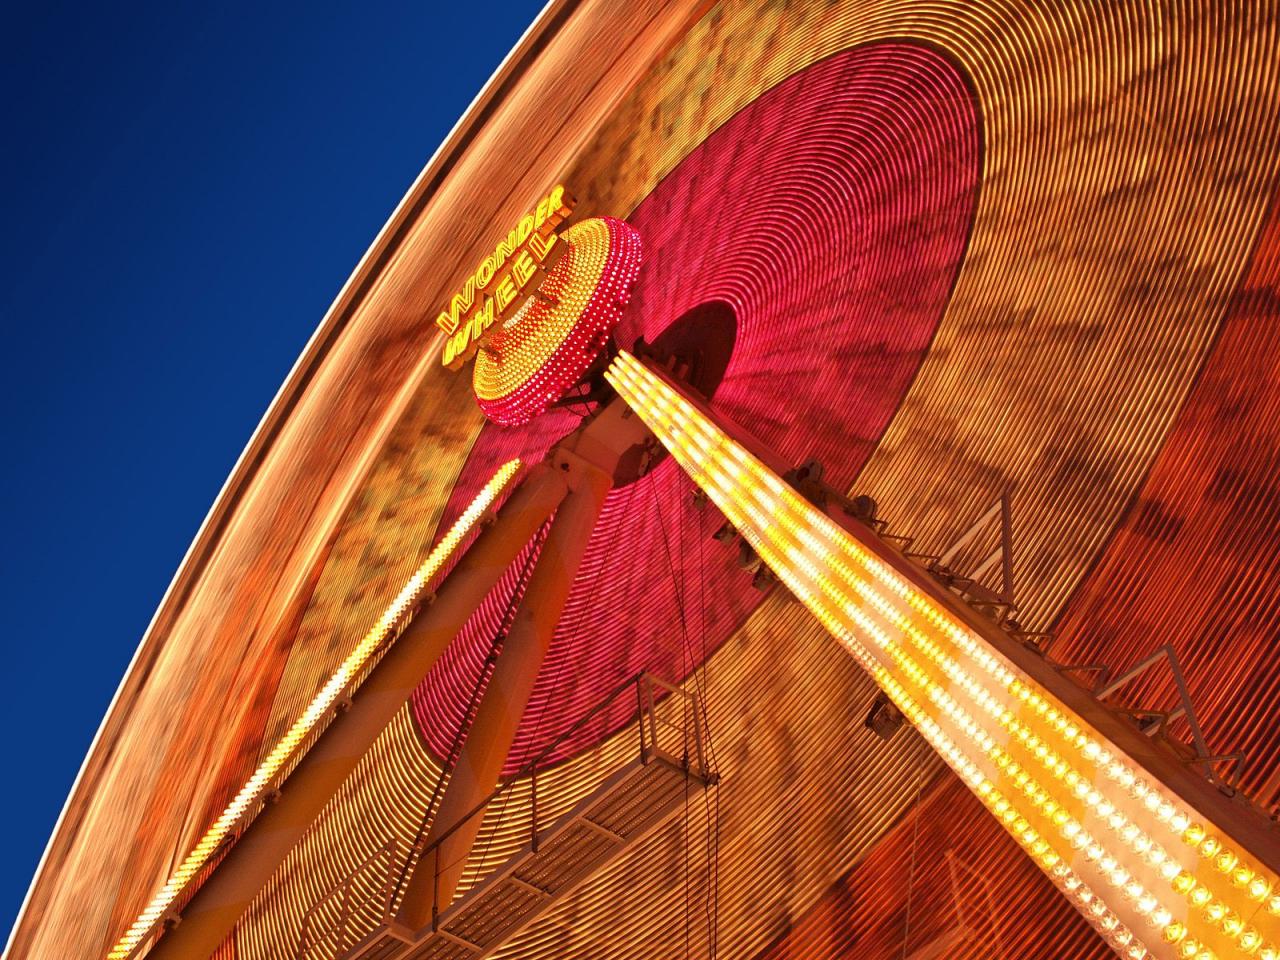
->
xmin=14 ymin=5 xmax=1280 ymax=960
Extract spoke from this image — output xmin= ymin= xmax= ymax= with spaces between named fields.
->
xmin=607 ymin=350 xmax=1280 ymax=960
xmin=108 ymin=460 xmax=522 ymax=960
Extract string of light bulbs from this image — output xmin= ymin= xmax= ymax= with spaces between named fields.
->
xmin=605 ymin=349 xmax=1280 ymax=960
xmin=107 ymin=459 xmax=523 ymax=960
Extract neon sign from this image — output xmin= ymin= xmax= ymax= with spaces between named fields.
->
xmin=438 ymin=185 xmax=575 ymax=369
xmin=473 ymin=216 xmax=642 ymax=426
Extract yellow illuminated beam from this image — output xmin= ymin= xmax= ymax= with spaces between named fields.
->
xmin=606 ymin=350 xmax=1280 ymax=960
xmin=107 ymin=459 xmax=523 ymax=960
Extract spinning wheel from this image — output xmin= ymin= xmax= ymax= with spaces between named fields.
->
xmin=17 ymin=6 xmax=1280 ymax=960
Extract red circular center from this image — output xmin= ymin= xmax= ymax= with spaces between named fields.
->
xmin=412 ymin=42 xmax=981 ymax=773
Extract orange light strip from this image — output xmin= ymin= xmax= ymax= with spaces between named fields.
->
xmin=107 ymin=459 xmax=522 ymax=960
xmin=606 ymin=350 xmax=1280 ymax=960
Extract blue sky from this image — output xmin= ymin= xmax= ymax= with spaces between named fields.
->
xmin=0 ymin=0 xmax=542 ymax=940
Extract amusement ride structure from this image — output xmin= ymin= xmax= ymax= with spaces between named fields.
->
xmin=11 ymin=3 xmax=1280 ymax=960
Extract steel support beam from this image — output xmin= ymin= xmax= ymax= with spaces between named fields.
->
xmin=607 ymin=350 xmax=1280 ymax=959
xmin=395 ymin=397 xmax=650 ymax=930
xmin=144 ymin=462 xmax=570 ymax=960
xmin=395 ymin=451 xmax=612 ymax=929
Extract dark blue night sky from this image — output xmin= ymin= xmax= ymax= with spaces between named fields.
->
xmin=0 ymin=0 xmax=542 ymax=940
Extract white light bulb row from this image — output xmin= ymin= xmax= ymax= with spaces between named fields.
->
xmin=853 ymin=540 xmax=1279 ymax=939
xmin=830 ymin=615 xmax=1156 ymax=960
xmin=690 ymin=452 xmax=1186 ymax=955
xmin=606 ymin=357 xmax=1180 ymax=952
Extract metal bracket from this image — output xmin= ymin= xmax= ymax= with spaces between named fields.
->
xmin=932 ymin=493 xmax=1017 ymax=615
xmin=1096 ymin=643 xmax=1242 ymax=791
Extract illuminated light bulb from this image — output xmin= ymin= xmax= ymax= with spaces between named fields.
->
xmin=1173 ymin=872 xmax=1197 ymax=895
xmin=1151 ymin=908 xmax=1172 ymax=928
xmin=1179 ymin=940 xmax=1201 ymax=959
xmin=105 ymin=457 xmax=523 ymax=959
xmin=1199 ymin=836 xmax=1221 ymax=858
xmin=1163 ymin=922 xmax=1187 ymax=943
xmin=1204 ymin=900 xmax=1226 ymax=923
xmin=1232 ymin=866 xmax=1255 ymax=888
xmin=1270 ymin=893 xmax=1280 ymax=915
xmin=1249 ymin=877 xmax=1270 ymax=900
xmin=1236 ymin=929 xmax=1260 ymax=952
xmin=1189 ymin=885 xmax=1212 ymax=908
xmin=476 ymin=219 xmax=641 ymax=425
xmin=615 ymin=353 xmax=1280 ymax=960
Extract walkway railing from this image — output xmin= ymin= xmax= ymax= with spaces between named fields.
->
xmin=297 ymin=671 xmax=710 ymax=958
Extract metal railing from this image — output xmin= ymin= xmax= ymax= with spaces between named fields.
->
xmin=851 ymin=497 xmax=1268 ymax=812
xmin=299 ymin=841 xmax=397 ymax=960
xmin=297 ymin=671 xmax=710 ymax=955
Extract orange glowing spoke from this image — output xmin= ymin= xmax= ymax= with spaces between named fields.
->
xmin=606 ymin=350 xmax=1280 ymax=960
xmin=106 ymin=459 xmax=522 ymax=960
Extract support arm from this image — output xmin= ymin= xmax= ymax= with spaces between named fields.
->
xmin=394 ymin=396 xmax=651 ymax=931
xmin=143 ymin=462 xmax=569 ymax=960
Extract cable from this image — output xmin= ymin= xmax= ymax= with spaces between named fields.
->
xmin=901 ymin=760 xmax=927 ymax=959
xmin=696 ymin=501 xmax=721 ymax=959
xmin=651 ymin=473 xmax=726 ymax=958
xmin=390 ymin=522 xmax=548 ymax=911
